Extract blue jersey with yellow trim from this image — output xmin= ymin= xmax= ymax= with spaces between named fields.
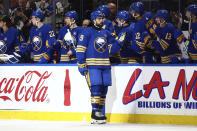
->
xmin=117 ymin=24 xmax=141 ymax=63
xmin=188 ymin=21 xmax=197 ymax=62
xmin=76 ymin=27 xmax=117 ymax=69
xmin=103 ymin=19 xmax=115 ymax=35
xmin=29 ymin=24 xmax=56 ymax=63
xmin=150 ymin=23 xmax=183 ymax=63
xmin=57 ymin=26 xmax=83 ymax=63
xmin=133 ymin=17 xmax=147 ymax=40
xmin=0 ymin=27 xmax=20 ymax=55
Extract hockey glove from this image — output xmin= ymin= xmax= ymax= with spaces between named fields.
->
xmin=78 ymin=63 xmax=88 ymax=76
xmin=0 ymin=52 xmax=21 ymax=64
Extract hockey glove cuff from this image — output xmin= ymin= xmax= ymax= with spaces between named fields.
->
xmin=78 ymin=63 xmax=88 ymax=76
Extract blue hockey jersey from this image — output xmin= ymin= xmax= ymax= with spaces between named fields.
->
xmin=56 ymin=26 xmax=83 ymax=63
xmin=116 ymin=24 xmax=141 ymax=63
xmin=76 ymin=27 xmax=118 ymax=69
xmin=29 ymin=24 xmax=56 ymax=63
xmin=0 ymin=27 xmax=21 ymax=55
xmin=188 ymin=21 xmax=197 ymax=62
xmin=150 ymin=23 xmax=183 ymax=63
xmin=102 ymin=19 xmax=115 ymax=35
xmin=133 ymin=16 xmax=147 ymax=40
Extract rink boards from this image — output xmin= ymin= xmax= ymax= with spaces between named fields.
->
xmin=0 ymin=64 xmax=197 ymax=125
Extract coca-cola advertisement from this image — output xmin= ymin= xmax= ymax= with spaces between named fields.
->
xmin=0 ymin=66 xmax=91 ymax=112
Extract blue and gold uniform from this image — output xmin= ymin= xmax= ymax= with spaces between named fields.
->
xmin=55 ymin=11 xmax=83 ymax=63
xmin=77 ymin=27 xmax=114 ymax=69
xmin=186 ymin=5 xmax=197 ymax=63
xmin=29 ymin=24 xmax=56 ymax=63
xmin=115 ymin=11 xmax=141 ymax=63
xmin=189 ymin=22 xmax=197 ymax=62
xmin=149 ymin=10 xmax=183 ymax=63
xmin=103 ymin=19 xmax=115 ymax=35
xmin=56 ymin=26 xmax=83 ymax=63
xmin=0 ymin=27 xmax=20 ymax=55
xmin=76 ymin=11 xmax=120 ymax=123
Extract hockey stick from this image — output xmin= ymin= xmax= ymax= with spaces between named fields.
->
xmin=84 ymin=71 xmax=91 ymax=91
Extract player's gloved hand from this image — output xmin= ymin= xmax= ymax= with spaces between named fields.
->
xmin=78 ymin=63 xmax=88 ymax=76
xmin=0 ymin=52 xmax=21 ymax=64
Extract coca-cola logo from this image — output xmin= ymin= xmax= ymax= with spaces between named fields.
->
xmin=0 ymin=71 xmax=52 ymax=102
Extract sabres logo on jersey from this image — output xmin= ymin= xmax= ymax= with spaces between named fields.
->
xmin=94 ymin=37 xmax=107 ymax=53
xmin=0 ymin=40 xmax=7 ymax=54
xmin=32 ymin=36 xmax=42 ymax=51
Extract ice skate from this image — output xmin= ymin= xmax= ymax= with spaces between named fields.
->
xmin=91 ymin=111 xmax=106 ymax=124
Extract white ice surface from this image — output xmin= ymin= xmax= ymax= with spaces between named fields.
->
xmin=0 ymin=119 xmax=197 ymax=131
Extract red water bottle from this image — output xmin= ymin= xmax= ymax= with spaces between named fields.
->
xmin=64 ymin=69 xmax=71 ymax=106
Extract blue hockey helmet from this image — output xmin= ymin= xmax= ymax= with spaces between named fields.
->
xmin=144 ymin=12 xmax=154 ymax=21
xmin=32 ymin=10 xmax=44 ymax=20
xmin=91 ymin=10 xmax=104 ymax=21
xmin=156 ymin=9 xmax=170 ymax=22
xmin=97 ymin=5 xmax=110 ymax=17
xmin=116 ymin=10 xmax=131 ymax=22
xmin=186 ymin=4 xmax=197 ymax=13
xmin=65 ymin=11 xmax=78 ymax=21
xmin=190 ymin=5 xmax=197 ymax=16
xmin=130 ymin=2 xmax=145 ymax=15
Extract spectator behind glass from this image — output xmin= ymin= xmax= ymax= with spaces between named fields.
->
xmin=9 ymin=0 xmax=18 ymax=16
xmin=26 ymin=0 xmax=37 ymax=11
xmin=11 ymin=0 xmax=34 ymax=41
xmin=82 ymin=19 xmax=91 ymax=28
xmin=35 ymin=0 xmax=54 ymax=25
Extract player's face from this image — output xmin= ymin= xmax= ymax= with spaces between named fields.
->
xmin=31 ymin=16 xmax=37 ymax=25
xmin=158 ymin=18 xmax=166 ymax=27
xmin=130 ymin=10 xmax=139 ymax=19
xmin=155 ymin=17 xmax=160 ymax=25
xmin=95 ymin=17 xmax=104 ymax=27
xmin=117 ymin=18 xmax=125 ymax=27
xmin=0 ymin=21 xmax=4 ymax=28
xmin=185 ymin=11 xmax=191 ymax=20
xmin=65 ymin=17 xmax=72 ymax=26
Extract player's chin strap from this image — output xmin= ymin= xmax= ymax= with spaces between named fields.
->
xmin=120 ymin=21 xmax=125 ymax=27
xmin=35 ymin=19 xmax=40 ymax=27
xmin=93 ymin=20 xmax=100 ymax=28
xmin=132 ymin=12 xmax=140 ymax=19
xmin=159 ymin=19 xmax=166 ymax=27
xmin=69 ymin=20 xmax=76 ymax=27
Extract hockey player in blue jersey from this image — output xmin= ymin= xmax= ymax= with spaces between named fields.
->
xmin=97 ymin=5 xmax=115 ymax=35
xmin=115 ymin=10 xmax=141 ymax=63
xmin=55 ymin=11 xmax=83 ymax=63
xmin=149 ymin=10 xmax=184 ymax=63
xmin=0 ymin=15 xmax=26 ymax=64
xmin=129 ymin=2 xmax=156 ymax=63
xmin=185 ymin=4 xmax=197 ymax=63
xmin=76 ymin=10 xmax=122 ymax=124
xmin=129 ymin=2 xmax=147 ymax=37
xmin=29 ymin=10 xmax=56 ymax=63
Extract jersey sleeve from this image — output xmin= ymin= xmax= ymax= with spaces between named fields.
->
xmin=76 ymin=28 xmax=90 ymax=66
xmin=14 ymin=30 xmax=28 ymax=56
xmin=108 ymin=30 xmax=123 ymax=56
xmin=46 ymin=26 xmax=57 ymax=48
xmin=56 ymin=27 xmax=67 ymax=50
xmin=174 ymin=28 xmax=186 ymax=43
